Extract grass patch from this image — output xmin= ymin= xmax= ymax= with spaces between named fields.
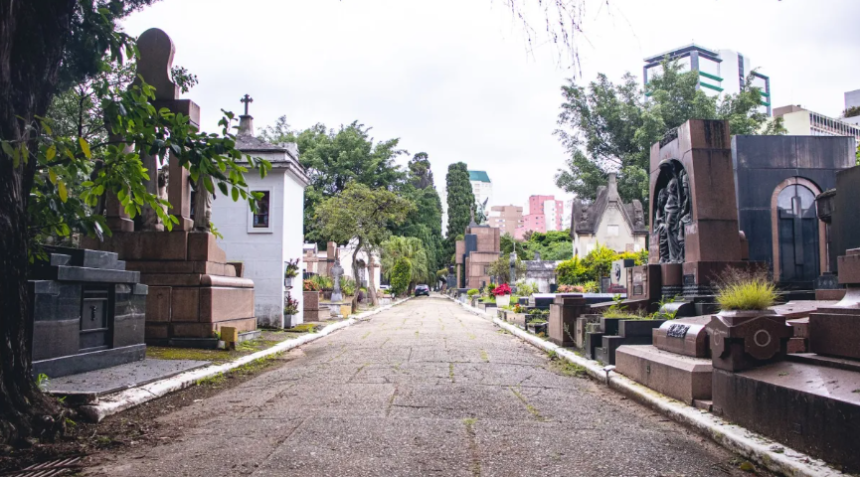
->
xmin=290 ymin=323 xmax=321 ymax=333
xmin=545 ymin=350 xmax=587 ymax=378
xmin=479 ymin=349 xmax=489 ymax=362
xmin=195 ymin=354 xmax=281 ymax=387
xmin=449 ymin=362 xmax=455 ymax=383
xmin=509 ymin=386 xmax=546 ymax=421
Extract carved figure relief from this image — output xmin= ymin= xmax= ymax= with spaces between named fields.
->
xmin=652 ymin=159 xmax=692 ymax=264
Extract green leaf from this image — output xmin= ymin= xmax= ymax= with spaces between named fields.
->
xmin=79 ymin=138 xmax=92 ymax=159
xmin=46 ymin=145 xmax=56 ymax=161
xmin=49 ymin=169 xmax=57 ymax=185
xmin=57 ymin=180 xmax=68 ymax=202
xmin=231 ymin=187 xmax=239 ymax=201
xmin=1 ymin=141 xmax=13 ymax=157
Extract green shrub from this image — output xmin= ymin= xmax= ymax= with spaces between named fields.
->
xmin=467 ymin=288 xmax=480 ymax=297
xmin=583 ymin=244 xmax=617 ymax=279
xmin=581 ymin=281 xmax=599 ymax=293
xmin=391 ymin=258 xmax=412 ymax=296
xmin=556 ymin=257 xmax=588 ymax=285
xmin=717 ymin=278 xmax=777 ymax=311
xmin=310 ymin=274 xmax=333 ymax=290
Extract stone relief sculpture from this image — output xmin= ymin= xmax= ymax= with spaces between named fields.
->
xmin=653 ymin=160 xmax=691 ymax=264
xmin=475 ymin=198 xmax=489 ymax=225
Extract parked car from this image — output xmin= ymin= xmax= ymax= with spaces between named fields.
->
xmin=414 ymin=284 xmax=430 ymax=297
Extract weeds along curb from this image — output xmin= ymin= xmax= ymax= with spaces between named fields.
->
xmin=446 ymin=295 xmax=840 ymax=477
xmin=79 ymin=297 xmax=413 ymax=423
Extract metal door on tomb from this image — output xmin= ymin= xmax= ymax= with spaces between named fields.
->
xmin=777 ymin=184 xmax=819 ymax=286
xmin=80 ymin=286 xmax=112 ymax=352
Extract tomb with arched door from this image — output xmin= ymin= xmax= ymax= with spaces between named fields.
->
xmin=732 ymin=135 xmax=855 ymax=288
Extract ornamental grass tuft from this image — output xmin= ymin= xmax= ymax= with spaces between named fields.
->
xmin=716 ymin=271 xmax=777 ymax=311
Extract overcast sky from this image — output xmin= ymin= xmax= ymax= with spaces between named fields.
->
xmin=122 ymin=0 xmax=860 ymax=220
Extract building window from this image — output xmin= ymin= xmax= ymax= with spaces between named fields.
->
xmin=253 ymin=191 xmax=270 ymax=228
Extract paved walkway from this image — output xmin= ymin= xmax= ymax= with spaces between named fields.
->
xmin=86 ymin=297 xmax=759 ymax=476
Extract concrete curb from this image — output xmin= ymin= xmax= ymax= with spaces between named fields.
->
xmin=79 ymin=297 xmax=413 ymax=422
xmin=446 ymin=295 xmax=842 ymax=477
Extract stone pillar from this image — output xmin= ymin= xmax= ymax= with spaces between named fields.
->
xmin=134 ymin=28 xmax=198 ymax=232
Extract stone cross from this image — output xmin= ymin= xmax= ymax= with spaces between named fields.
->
xmin=331 ymin=258 xmax=344 ymax=303
xmin=240 ymin=94 xmax=253 ymax=116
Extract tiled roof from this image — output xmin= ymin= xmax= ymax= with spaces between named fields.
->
xmin=235 ymin=134 xmax=287 ymax=153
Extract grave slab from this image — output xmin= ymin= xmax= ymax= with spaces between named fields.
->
xmin=712 ymin=362 xmax=860 ymax=472
xmin=45 ymin=358 xmax=209 ymax=399
xmin=615 ymin=344 xmax=713 ymax=404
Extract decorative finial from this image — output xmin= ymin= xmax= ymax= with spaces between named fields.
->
xmin=240 ymin=94 xmax=254 ymax=116
xmin=134 ymin=28 xmax=179 ymax=101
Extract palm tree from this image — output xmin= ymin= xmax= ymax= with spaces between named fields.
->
xmin=381 ymin=236 xmax=430 ymax=290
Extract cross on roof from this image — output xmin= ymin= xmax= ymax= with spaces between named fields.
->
xmin=240 ymin=94 xmax=253 ymax=116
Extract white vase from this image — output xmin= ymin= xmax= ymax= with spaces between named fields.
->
xmin=496 ymin=294 xmax=511 ymax=308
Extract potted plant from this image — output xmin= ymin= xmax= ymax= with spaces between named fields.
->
xmin=493 ymin=283 xmax=512 ymax=308
xmin=283 ymin=295 xmax=300 ymax=328
xmin=284 ymin=259 xmax=300 ymax=288
xmin=715 ymin=274 xmax=777 ymax=320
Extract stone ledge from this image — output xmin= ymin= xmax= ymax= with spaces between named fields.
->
xmin=615 ymin=344 xmax=712 ymax=404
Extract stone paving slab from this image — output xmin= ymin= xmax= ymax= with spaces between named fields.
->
xmin=46 ymin=359 xmax=208 ymax=398
xmin=85 ymin=297 xmax=768 ymax=477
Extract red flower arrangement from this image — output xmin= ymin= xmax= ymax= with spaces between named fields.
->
xmin=303 ymin=279 xmax=320 ymax=291
xmin=492 ymin=283 xmax=512 ymax=296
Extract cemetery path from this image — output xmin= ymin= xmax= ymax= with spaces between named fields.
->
xmin=84 ymin=297 xmax=769 ymax=477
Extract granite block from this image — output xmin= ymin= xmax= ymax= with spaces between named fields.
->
xmin=615 ymin=345 xmax=713 ymax=404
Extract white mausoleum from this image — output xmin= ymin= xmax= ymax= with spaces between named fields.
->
xmin=211 ymin=100 xmax=310 ymax=327
xmin=570 ymin=173 xmax=648 ymax=256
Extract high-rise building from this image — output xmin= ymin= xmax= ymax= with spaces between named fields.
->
xmin=562 ymin=198 xmax=574 ymax=230
xmin=773 ymin=104 xmax=860 ymax=143
xmin=643 ymin=44 xmax=772 ymax=116
xmin=487 ymin=205 xmax=524 ymax=237
xmin=468 ymin=170 xmax=492 ymax=209
xmin=843 ymin=89 xmax=860 ymax=126
xmin=516 ymin=195 xmax=565 ymax=239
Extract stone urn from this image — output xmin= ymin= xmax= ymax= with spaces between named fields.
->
xmin=496 ymin=294 xmax=511 ymax=308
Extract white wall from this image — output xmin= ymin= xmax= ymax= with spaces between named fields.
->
xmin=281 ymin=169 xmax=306 ymax=324
xmin=211 ymin=155 xmax=306 ymax=327
xmin=339 ymin=240 xmax=382 ymax=291
xmin=576 ymin=204 xmax=645 ymax=254
xmin=782 ymin=110 xmax=812 ymax=135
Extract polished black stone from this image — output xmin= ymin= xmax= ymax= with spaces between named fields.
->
xmin=29 ymin=248 xmax=148 ymax=379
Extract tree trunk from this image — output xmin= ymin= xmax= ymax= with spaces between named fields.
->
xmin=351 ymin=238 xmax=362 ymax=313
xmin=0 ymin=0 xmax=77 ymax=445
xmin=365 ymin=246 xmax=379 ymax=307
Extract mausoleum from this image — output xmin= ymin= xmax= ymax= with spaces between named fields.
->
xmin=570 ymin=173 xmax=648 ymax=256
